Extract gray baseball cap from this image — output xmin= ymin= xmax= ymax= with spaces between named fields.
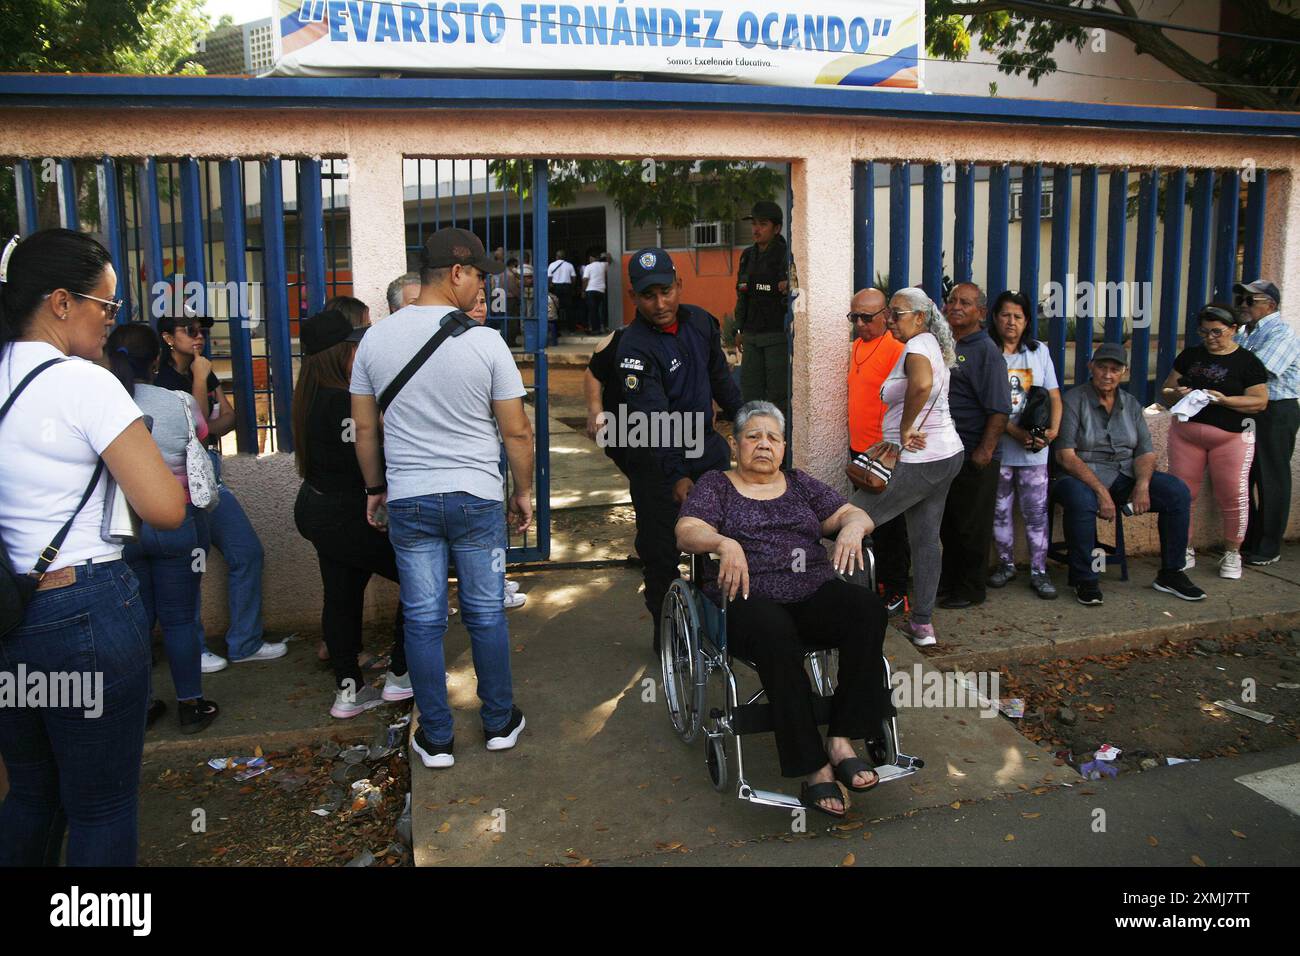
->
xmin=1092 ymin=343 xmax=1128 ymax=366
xmin=1233 ymin=279 xmax=1280 ymax=305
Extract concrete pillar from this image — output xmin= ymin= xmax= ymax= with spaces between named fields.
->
xmin=1261 ymin=167 xmax=1299 ymax=330
xmin=346 ymin=136 xmax=409 ymax=319
xmin=789 ymin=153 xmax=854 ymax=487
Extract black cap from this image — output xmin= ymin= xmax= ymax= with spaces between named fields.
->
xmin=1092 ymin=343 xmax=1128 ymax=367
xmin=301 ymin=309 xmax=366 ymax=356
xmin=1232 ymin=279 xmax=1280 ymax=306
xmin=743 ymin=200 xmax=783 ymax=226
xmin=422 ymin=227 xmax=505 ymax=275
xmin=628 ymin=248 xmax=676 ymax=293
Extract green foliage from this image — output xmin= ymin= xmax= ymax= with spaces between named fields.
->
xmin=489 ymin=159 xmax=784 ymax=232
xmin=925 ymin=0 xmax=1300 ymax=111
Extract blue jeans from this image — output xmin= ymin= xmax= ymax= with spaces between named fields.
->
xmin=0 ymin=560 xmax=150 ymax=866
xmin=1055 ymin=471 xmax=1190 ymax=583
xmin=125 ymin=506 xmax=209 ymax=701
xmin=386 ymin=492 xmax=513 ymax=743
xmin=197 ymin=450 xmax=266 ymax=661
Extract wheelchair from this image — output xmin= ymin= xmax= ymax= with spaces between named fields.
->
xmin=659 ymin=545 xmax=924 ymax=811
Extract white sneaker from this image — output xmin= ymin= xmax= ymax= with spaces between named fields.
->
xmin=504 ymin=578 xmax=520 ymax=596
xmin=504 ymin=591 xmax=526 ymax=610
xmin=200 ymin=651 xmax=228 ymax=674
xmin=1219 ymin=550 xmax=1243 ymax=580
xmin=233 ymin=641 xmax=288 ymax=663
xmin=330 ymin=683 xmax=384 ymax=719
xmin=1182 ymin=548 xmax=1196 ymax=571
xmin=382 ymin=670 xmax=413 ymax=702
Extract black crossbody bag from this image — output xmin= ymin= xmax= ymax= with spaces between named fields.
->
xmin=1 ymin=359 xmax=106 ymax=638
xmin=377 ymin=310 xmax=477 ymax=413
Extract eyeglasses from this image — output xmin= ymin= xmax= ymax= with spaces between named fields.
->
xmin=1199 ymin=326 xmax=1232 ymax=339
xmin=49 ymin=290 xmax=123 ymax=322
xmin=847 ymin=307 xmax=888 ymax=323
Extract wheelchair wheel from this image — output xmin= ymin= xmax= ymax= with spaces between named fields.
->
xmin=706 ymin=735 xmax=728 ymax=792
xmin=660 ymin=581 xmax=703 ymax=744
xmin=866 ymin=717 xmax=899 ymax=768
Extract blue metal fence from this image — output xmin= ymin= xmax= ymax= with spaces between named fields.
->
xmin=852 ymin=161 xmax=1273 ymax=403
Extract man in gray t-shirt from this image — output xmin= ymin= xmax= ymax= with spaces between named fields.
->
xmin=351 ymin=227 xmax=534 ymax=768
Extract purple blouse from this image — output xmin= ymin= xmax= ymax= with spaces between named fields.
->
xmin=678 ymin=469 xmax=846 ymax=603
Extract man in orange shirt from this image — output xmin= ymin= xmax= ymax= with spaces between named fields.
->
xmin=846 ymin=288 xmax=909 ymax=613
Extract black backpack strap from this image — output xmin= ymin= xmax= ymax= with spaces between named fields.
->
xmin=0 ymin=357 xmax=106 ymax=579
xmin=377 ymin=310 xmax=475 ymax=413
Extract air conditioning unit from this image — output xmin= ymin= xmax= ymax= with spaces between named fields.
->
xmin=691 ymin=220 xmax=724 ymax=247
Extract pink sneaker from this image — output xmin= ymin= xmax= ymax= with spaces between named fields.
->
xmin=898 ymin=620 xmax=937 ymax=647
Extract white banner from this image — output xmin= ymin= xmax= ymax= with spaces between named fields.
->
xmin=270 ymin=0 xmax=923 ymax=89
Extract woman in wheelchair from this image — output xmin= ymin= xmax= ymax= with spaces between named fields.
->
xmin=675 ymin=401 xmax=895 ymax=817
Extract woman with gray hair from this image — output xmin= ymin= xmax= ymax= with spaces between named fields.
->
xmin=676 ymin=400 xmax=894 ymax=818
xmin=851 ymin=288 xmax=964 ymax=647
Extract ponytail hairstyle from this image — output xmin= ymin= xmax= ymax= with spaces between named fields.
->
xmin=0 ymin=229 xmax=114 ymax=357
xmin=987 ymin=290 xmax=1040 ymax=352
xmin=106 ymin=323 xmax=162 ymax=398
xmin=892 ymin=286 xmax=958 ymax=368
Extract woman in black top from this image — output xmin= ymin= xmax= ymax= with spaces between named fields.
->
xmin=1159 ymin=304 xmax=1269 ymax=580
xmin=292 ymin=310 xmax=409 ymax=717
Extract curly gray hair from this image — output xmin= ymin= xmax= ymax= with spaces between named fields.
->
xmin=891 ymin=287 xmax=957 ymax=368
xmin=734 ymin=400 xmax=786 ymax=435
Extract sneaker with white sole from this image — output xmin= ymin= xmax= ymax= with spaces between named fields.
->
xmin=1219 ymin=550 xmax=1243 ymax=580
xmin=411 ymin=727 xmax=454 ymax=768
xmin=1152 ymin=569 xmax=1206 ymax=601
xmin=504 ymin=591 xmax=526 ymax=610
xmin=382 ymin=670 xmax=413 ymax=702
xmin=330 ymin=683 xmax=384 ymax=719
xmin=200 ymin=651 xmax=228 ymax=674
xmin=897 ymin=620 xmax=936 ymax=647
xmin=232 ymin=641 xmax=288 ymax=663
xmin=1183 ymin=548 xmax=1196 ymax=571
xmin=485 ymin=706 xmax=526 ymax=751
xmin=504 ymin=579 xmax=520 ymax=596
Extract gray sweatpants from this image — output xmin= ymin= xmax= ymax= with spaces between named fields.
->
xmin=852 ymin=451 xmax=964 ymax=626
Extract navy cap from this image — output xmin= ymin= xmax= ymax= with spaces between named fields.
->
xmin=1092 ymin=343 xmax=1128 ymax=367
xmin=1233 ymin=279 xmax=1280 ymax=305
xmin=743 ymin=200 xmax=783 ymax=226
xmin=628 ymin=247 xmax=677 ymax=293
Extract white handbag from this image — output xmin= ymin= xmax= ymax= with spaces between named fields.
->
xmin=178 ymin=392 xmax=220 ymax=512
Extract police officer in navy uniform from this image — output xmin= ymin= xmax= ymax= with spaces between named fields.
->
xmin=735 ymin=199 xmax=792 ymax=417
xmin=616 ymin=248 xmax=743 ymax=652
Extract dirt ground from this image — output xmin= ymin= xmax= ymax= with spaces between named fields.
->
xmin=1001 ymin=629 xmax=1300 ymax=768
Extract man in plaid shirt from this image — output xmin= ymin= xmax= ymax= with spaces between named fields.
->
xmin=1235 ymin=279 xmax=1299 ymax=565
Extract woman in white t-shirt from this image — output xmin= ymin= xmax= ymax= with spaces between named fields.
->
xmin=0 ymin=229 xmax=185 ymax=866
xmin=854 ymin=288 xmax=965 ymax=647
xmin=986 ymin=291 xmax=1062 ymax=600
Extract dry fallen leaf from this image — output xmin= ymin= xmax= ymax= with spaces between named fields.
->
xmin=1148 ymin=835 xmax=1159 ymax=847
xmin=1021 ymin=812 xmax=1041 ymax=819
xmin=950 ymin=801 xmax=961 ymax=810
xmin=1231 ymin=830 xmax=1246 ymax=840
xmin=862 ymin=832 xmax=873 ymax=840
xmin=1004 ymin=833 xmax=1016 ymax=842
xmin=656 ymin=841 xmax=683 ymax=851
xmin=436 ymin=822 xmax=451 ymax=834
xmin=836 ymin=820 xmax=864 ymax=831
xmin=841 ymin=853 xmax=856 ymax=867
xmin=1191 ymin=854 xmax=1206 ymax=867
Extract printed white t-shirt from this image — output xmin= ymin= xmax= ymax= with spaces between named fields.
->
xmin=999 ymin=344 xmax=1060 ymax=467
xmin=0 ymin=341 xmax=142 ymax=572
xmin=880 ymin=332 xmax=964 ymax=464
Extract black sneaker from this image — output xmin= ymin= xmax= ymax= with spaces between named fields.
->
xmin=882 ymin=591 xmax=908 ymax=616
xmin=485 ymin=706 xmax=526 ymax=752
xmin=1152 ymin=570 xmax=1207 ymax=601
xmin=1075 ymin=582 xmax=1104 ymax=606
xmin=411 ymin=727 xmax=454 ymax=768
xmin=146 ymin=698 xmax=166 ymax=729
xmin=178 ymin=698 xmax=219 ymax=734
xmin=1243 ymin=552 xmax=1280 ymax=567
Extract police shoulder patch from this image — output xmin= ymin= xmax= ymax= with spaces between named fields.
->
xmin=619 ymin=357 xmax=645 ymax=372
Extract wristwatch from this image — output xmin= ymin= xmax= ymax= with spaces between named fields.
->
xmin=365 ymin=483 xmax=387 ymax=495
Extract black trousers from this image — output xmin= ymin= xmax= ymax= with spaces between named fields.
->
xmin=939 ymin=457 xmax=1001 ymax=603
xmin=872 ymin=512 xmax=910 ymax=595
xmin=294 ymin=484 xmax=407 ymax=689
xmin=726 ymin=577 xmax=894 ymax=778
xmin=1244 ymin=397 xmax=1300 ymax=560
xmin=626 ymin=434 xmax=729 ymax=636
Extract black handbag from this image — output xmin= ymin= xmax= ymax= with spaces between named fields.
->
xmin=0 ymin=359 xmax=105 ymax=638
xmin=1019 ymin=385 xmax=1051 ymax=438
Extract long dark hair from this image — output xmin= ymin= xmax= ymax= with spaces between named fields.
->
xmin=324 ymin=295 xmax=368 ymax=328
xmin=106 ymin=323 xmax=162 ymax=398
xmin=292 ymin=339 xmax=356 ymax=479
xmin=0 ymin=229 xmax=114 ymax=356
xmin=987 ymin=290 xmax=1040 ymax=352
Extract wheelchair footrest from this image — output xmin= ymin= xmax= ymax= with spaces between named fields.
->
xmin=732 ymin=697 xmax=833 ymax=737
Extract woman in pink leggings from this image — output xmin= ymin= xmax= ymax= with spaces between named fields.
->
xmin=1160 ymin=305 xmax=1270 ymax=580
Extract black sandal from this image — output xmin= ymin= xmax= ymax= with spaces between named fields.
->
xmin=799 ymin=780 xmax=847 ymax=818
xmin=831 ymin=756 xmax=880 ymax=793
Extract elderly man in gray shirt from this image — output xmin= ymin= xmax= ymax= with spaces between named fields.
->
xmin=1055 ymin=343 xmax=1203 ymax=606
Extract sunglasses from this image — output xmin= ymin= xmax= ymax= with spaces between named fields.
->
xmin=1235 ymin=295 xmax=1267 ymax=305
xmin=171 ymin=323 xmax=206 ymax=338
xmin=847 ymin=307 xmax=888 ymax=323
